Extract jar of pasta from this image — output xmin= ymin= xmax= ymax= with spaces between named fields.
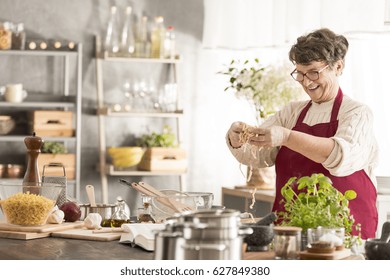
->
xmin=0 ymin=22 xmax=12 ymax=50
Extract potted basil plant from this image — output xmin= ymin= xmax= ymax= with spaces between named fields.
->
xmin=277 ymin=173 xmax=361 ymax=248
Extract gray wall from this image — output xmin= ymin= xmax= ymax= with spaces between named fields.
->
xmin=0 ymin=0 xmax=204 ymax=214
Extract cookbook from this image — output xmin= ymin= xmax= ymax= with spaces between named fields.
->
xmin=120 ymin=223 xmax=165 ymax=251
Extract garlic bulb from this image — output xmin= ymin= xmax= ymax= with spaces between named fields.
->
xmin=84 ymin=213 xmax=102 ymax=229
xmin=47 ymin=209 xmax=65 ymax=224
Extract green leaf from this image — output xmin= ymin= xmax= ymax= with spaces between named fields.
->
xmin=344 ymin=190 xmax=357 ymax=200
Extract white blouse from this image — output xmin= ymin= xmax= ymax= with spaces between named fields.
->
xmin=226 ymin=94 xmax=379 ymax=186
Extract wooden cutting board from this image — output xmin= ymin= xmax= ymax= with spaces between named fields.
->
xmin=0 ymin=230 xmax=51 ymax=240
xmin=51 ymin=228 xmax=122 ymax=241
xmin=0 ymin=221 xmax=84 ymax=233
xmin=300 ymin=249 xmax=351 ymax=260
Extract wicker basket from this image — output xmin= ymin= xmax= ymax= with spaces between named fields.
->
xmin=0 ymin=115 xmax=15 ymax=135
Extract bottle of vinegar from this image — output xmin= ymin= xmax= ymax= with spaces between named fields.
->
xmin=151 ymin=16 xmax=165 ymax=58
xmin=135 ymin=16 xmax=150 ymax=58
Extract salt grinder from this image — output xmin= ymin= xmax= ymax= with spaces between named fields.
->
xmin=23 ymin=132 xmax=44 ymax=185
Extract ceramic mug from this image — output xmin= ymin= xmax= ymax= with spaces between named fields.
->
xmin=3 ymin=84 xmax=28 ymax=103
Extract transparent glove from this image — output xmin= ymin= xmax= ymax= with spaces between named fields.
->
xmin=227 ymin=121 xmax=248 ymax=148
xmin=249 ymin=126 xmax=291 ymax=148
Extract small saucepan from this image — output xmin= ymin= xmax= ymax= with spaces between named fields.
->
xmin=79 ymin=203 xmax=117 ymax=224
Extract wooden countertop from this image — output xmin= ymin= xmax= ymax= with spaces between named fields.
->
xmin=222 ymin=186 xmax=276 ymax=203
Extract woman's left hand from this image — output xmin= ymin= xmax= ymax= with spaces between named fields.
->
xmin=248 ymin=126 xmax=291 ymax=147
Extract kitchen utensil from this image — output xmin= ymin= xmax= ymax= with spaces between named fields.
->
xmin=139 ymin=181 xmax=195 ymax=213
xmin=154 ymin=209 xmax=253 ymax=260
xmin=42 ymin=163 xmax=67 ymax=207
xmin=120 ymin=179 xmax=195 ymax=214
xmin=86 ymin=184 xmax=97 ymax=207
xmin=365 ymin=221 xmax=390 ymax=260
xmin=184 ymin=191 xmax=214 ymax=209
xmin=118 ymin=179 xmax=156 ymax=197
xmin=256 ymin=212 xmax=277 ymax=226
xmin=79 ymin=204 xmax=117 ymax=224
xmin=0 ymin=183 xmax=64 ymax=226
xmin=242 ymin=223 xmax=274 ymax=251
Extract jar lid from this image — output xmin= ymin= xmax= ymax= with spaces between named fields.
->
xmin=273 ymin=226 xmax=302 ymax=235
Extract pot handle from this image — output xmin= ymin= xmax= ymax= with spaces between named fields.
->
xmin=182 ymin=243 xmax=226 ymax=252
xmin=238 ymin=227 xmax=254 ymax=236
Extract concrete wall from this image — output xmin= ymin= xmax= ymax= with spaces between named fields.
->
xmin=0 ymin=0 xmax=207 ymax=214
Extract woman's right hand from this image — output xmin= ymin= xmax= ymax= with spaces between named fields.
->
xmin=228 ymin=121 xmax=246 ymax=148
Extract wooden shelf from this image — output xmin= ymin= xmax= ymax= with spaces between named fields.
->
xmin=97 ymin=107 xmax=183 ymax=117
xmin=106 ymin=165 xmax=186 ymax=176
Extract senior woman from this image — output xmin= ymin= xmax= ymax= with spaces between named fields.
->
xmin=226 ymin=28 xmax=378 ymax=239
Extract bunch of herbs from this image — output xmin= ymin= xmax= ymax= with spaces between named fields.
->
xmin=278 ymin=173 xmax=360 ymax=246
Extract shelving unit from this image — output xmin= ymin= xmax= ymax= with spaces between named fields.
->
xmin=0 ymin=46 xmax=83 ymax=200
xmin=94 ymin=36 xmax=186 ymax=204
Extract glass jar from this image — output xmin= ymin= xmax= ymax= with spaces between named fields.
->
xmin=0 ymin=22 xmax=12 ymax=50
xmin=11 ymin=23 xmax=26 ymax=50
xmin=273 ymin=226 xmax=302 ymax=260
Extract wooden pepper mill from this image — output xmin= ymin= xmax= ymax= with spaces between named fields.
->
xmin=23 ymin=132 xmax=44 ymax=186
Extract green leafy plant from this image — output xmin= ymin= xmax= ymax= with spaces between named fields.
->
xmin=278 ymin=173 xmax=360 ymax=246
xmin=136 ymin=125 xmax=177 ymax=148
xmin=41 ymin=142 xmax=67 ymax=154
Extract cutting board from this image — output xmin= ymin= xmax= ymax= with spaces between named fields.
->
xmin=0 ymin=221 xmax=84 ymax=233
xmin=300 ymin=249 xmax=351 ymax=260
xmin=51 ymin=228 xmax=122 ymax=241
xmin=0 ymin=230 xmax=51 ymax=240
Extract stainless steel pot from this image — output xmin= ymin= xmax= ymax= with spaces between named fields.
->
xmin=154 ymin=208 xmax=253 ymax=260
xmin=79 ymin=203 xmax=117 ymax=221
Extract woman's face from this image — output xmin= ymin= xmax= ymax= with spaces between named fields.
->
xmin=295 ymin=60 xmax=342 ymax=103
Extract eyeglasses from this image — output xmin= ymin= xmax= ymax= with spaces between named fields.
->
xmin=290 ymin=65 xmax=329 ymax=82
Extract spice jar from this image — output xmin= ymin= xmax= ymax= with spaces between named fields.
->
xmin=273 ymin=226 xmax=302 ymax=260
xmin=0 ymin=22 xmax=12 ymax=50
xmin=11 ymin=23 xmax=26 ymax=50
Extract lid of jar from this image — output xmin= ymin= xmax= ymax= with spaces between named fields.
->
xmin=273 ymin=226 xmax=302 ymax=234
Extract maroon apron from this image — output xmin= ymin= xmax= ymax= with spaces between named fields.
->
xmin=273 ymin=88 xmax=378 ymax=239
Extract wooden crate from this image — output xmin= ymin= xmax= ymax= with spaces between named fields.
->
xmin=38 ymin=154 xmax=76 ymax=179
xmin=137 ymin=148 xmax=187 ymax=171
xmin=29 ymin=110 xmax=74 ymax=137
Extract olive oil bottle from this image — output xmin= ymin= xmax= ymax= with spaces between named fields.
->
xmin=110 ymin=199 xmax=130 ymax=227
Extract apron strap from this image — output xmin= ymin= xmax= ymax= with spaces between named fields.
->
xmin=330 ymin=87 xmax=343 ymax=122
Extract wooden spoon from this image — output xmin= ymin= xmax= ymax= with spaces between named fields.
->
xmin=86 ymin=185 xmax=97 ymax=207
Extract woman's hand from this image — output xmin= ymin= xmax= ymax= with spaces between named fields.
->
xmin=228 ymin=121 xmax=246 ymax=148
xmin=248 ymin=126 xmax=291 ymax=147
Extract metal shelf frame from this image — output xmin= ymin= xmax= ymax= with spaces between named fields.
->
xmin=0 ymin=46 xmax=83 ymax=200
xmin=95 ymin=36 xmax=186 ymax=204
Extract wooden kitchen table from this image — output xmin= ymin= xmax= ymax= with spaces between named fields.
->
xmin=0 ymin=237 xmax=154 ymax=260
